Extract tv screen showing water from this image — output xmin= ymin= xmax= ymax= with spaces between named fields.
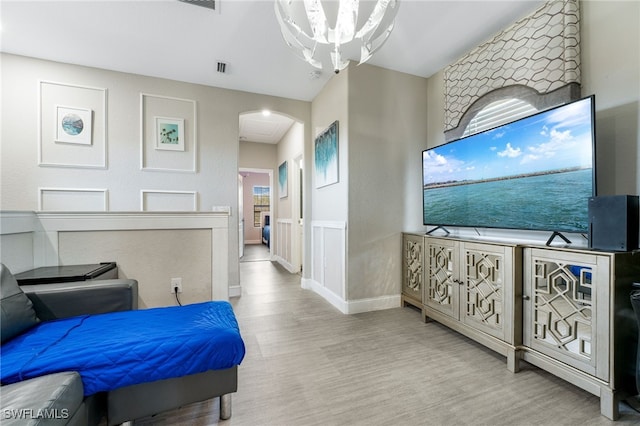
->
xmin=423 ymin=96 xmax=595 ymax=233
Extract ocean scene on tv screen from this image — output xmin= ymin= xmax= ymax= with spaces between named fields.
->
xmin=423 ymin=97 xmax=594 ymax=232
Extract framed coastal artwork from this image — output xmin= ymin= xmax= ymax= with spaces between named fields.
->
xmin=55 ymin=105 xmax=93 ymax=145
xmin=155 ymin=117 xmax=185 ymax=151
xmin=314 ymin=120 xmax=338 ymax=188
xmin=279 ymin=160 xmax=288 ymax=198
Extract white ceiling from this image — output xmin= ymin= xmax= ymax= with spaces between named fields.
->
xmin=239 ymin=111 xmax=295 ymax=144
xmin=0 ymin=0 xmax=545 ymax=143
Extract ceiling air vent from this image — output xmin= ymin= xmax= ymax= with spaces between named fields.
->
xmin=179 ymin=0 xmax=216 ymax=11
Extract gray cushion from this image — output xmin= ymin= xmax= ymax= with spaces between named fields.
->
xmin=0 ymin=371 xmax=85 ymax=425
xmin=1 ymin=263 xmax=40 ymax=343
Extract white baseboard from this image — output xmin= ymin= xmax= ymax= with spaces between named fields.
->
xmin=301 ymin=278 xmax=401 ymax=314
xmin=301 ymin=277 xmax=347 ymax=313
xmin=274 ymin=255 xmax=297 ymax=274
xmin=228 ymin=285 xmax=241 ymax=298
xmin=345 ymin=295 xmax=402 ymax=314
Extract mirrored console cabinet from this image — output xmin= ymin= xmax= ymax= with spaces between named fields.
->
xmin=401 ymin=232 xmax=640 ymax=420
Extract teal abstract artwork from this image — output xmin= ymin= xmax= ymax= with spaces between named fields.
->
xmin=315 ymin=121 xmax=338 ymax=188
xmin=279 ymin=161 xmax=288 ymax=198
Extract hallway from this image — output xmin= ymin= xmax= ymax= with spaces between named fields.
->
xmin=135 ymin=260 xmax=640 ymax=425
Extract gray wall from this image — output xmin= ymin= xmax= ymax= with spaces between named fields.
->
xmin=0 ymin=53 xmax=312 ymax=291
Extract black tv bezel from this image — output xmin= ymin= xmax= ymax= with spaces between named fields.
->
xmin=422 ymin=94 xmax=597 ymax=233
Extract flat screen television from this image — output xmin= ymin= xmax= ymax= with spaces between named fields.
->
xmin=423 ymin=95 xmax=596 ymax=234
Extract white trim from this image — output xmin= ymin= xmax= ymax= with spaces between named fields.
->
xmin=302 ymin=277 xmax=348 ymax=313
xmin=0 ymin=211 xmax=38 ymax=235
xmin=38 ymin=80 xmax=108 ymax=169
xmin=311 ymin=220 xmax=347 ymax=230
xmin=228 ymin=285 xmax=242 ymax=298
xmin=301 ymin=278 xmax=400 ymax=314
xmin=274 ymin=254 xmax=296 ymax=273
xmin=140 ymin=190 xmax=198 ymax=211
xmin=140 ymin=93 xmax=197 ymax=173
xmin=38 ymin=188 xmax=109 ymax=211
xmin=346 ymin=295 xmax=402 ymax=314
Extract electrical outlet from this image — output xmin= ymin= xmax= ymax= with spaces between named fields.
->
xmin=170 ymin=277 xmax=183 ymax=293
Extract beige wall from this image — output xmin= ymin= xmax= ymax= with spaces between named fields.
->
xmin=347 ymin=64 xmax=429 ymax=301
xmin=58 ymin=229 xmax=212 ymax=308
xmin=580 ymin=0 xmax=639 ymax=196
xmin=311 ymin=68 xmax=350 ymax=223
xmin=239 ymin=140 xmax=277 ymax=171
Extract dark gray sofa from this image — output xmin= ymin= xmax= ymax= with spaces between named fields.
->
xmin=0 ymin=263 xmax=238 ymax=425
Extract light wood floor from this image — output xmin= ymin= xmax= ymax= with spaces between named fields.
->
xmin=135 ymin=260 xmax=640 ymax=425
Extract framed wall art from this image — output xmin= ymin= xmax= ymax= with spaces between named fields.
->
xmin=314 ymin=120 xmax=339 ymax=188
xmin=55 ymin=106 xmax=93 ymax=145
xmin=155 ymin=117 xmax=184 ymax=151
xmin=279 ymin=161 xmax=288 ymax=198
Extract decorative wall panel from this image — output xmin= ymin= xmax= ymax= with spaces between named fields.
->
xmin=140 ymin=93 xmax=197 ymax=173
xmin=38 ymin=81 xmax=107 ymax=168
xmin=39 ymin=188 xmax=108 ymax=211
xmin=276 ymin=218 xmax=293 ymax=270
xmin=140 ymin=190 xmax=198 ymax=211
xmin=444 ymin=0 xmax=580 ymax=132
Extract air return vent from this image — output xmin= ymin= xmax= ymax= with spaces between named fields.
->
xmin=179 ymin=0 xmax=216 ymax=11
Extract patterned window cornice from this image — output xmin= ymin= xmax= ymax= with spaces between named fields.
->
xmin=444 ymin=0 xmax=580 ymax=136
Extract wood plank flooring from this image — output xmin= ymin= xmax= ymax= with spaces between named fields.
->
xmin=134 ymin=259 xmax=640 ymax=425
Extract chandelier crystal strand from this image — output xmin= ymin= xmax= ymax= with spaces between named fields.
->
xmin=274 ymin=0 xmax=399 ymax=73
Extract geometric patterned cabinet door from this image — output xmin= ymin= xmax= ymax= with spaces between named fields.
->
xmin=520 ymin=247 xmax=640 ymax=420
xmin=523 ymin=248 xmax=606 ymax=379
xmin=460 ymin=242 xmax=515 ymax=342
xmin=424 ymin=237 xmax=519 ymax=345
xmin=424 ymin=238 xmax=459 ymax=320
xmin=402 ymin=233 xmax=424 ymax=310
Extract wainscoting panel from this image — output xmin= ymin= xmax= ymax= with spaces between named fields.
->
xmin=303 ymin=221 xmax=347 ymax=312
xmin=275 ymin=219 xmax=294 ymax=272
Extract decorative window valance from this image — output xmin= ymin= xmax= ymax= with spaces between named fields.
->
xmin=444 ymin=0 xmax=580 ymax=141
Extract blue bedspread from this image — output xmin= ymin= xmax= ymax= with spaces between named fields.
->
xmin=1 ymin=301 xmax=245 ymax=396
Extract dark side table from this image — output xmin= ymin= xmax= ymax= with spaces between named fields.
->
xmin=14 ymin=262 xmax=118 ymax=285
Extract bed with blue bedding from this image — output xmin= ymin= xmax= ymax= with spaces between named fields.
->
xmin=0 ymin=301 xmax=245 ymax=396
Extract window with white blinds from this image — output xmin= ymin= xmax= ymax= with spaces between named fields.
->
xmin=462 ymin=98 xmax=538 ymax=138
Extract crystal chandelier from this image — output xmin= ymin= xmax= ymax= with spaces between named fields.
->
xmin=274 ymin=0 xmax=399 ymax=73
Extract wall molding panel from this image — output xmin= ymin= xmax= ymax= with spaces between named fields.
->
xmin=38 ymin=188 xmax=109 ymax=212
xmin=140 ymin=93 xmax=197 ymax=173
xmin=38 ymin=80 xmax=108 ymax=169
xmin=140 ymin=190 xmax=198 ymax=212
xmin=444 ymin=0 xmax=580 ymax=132
xmin=274 ymin=218 xmax=294 ymax=272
